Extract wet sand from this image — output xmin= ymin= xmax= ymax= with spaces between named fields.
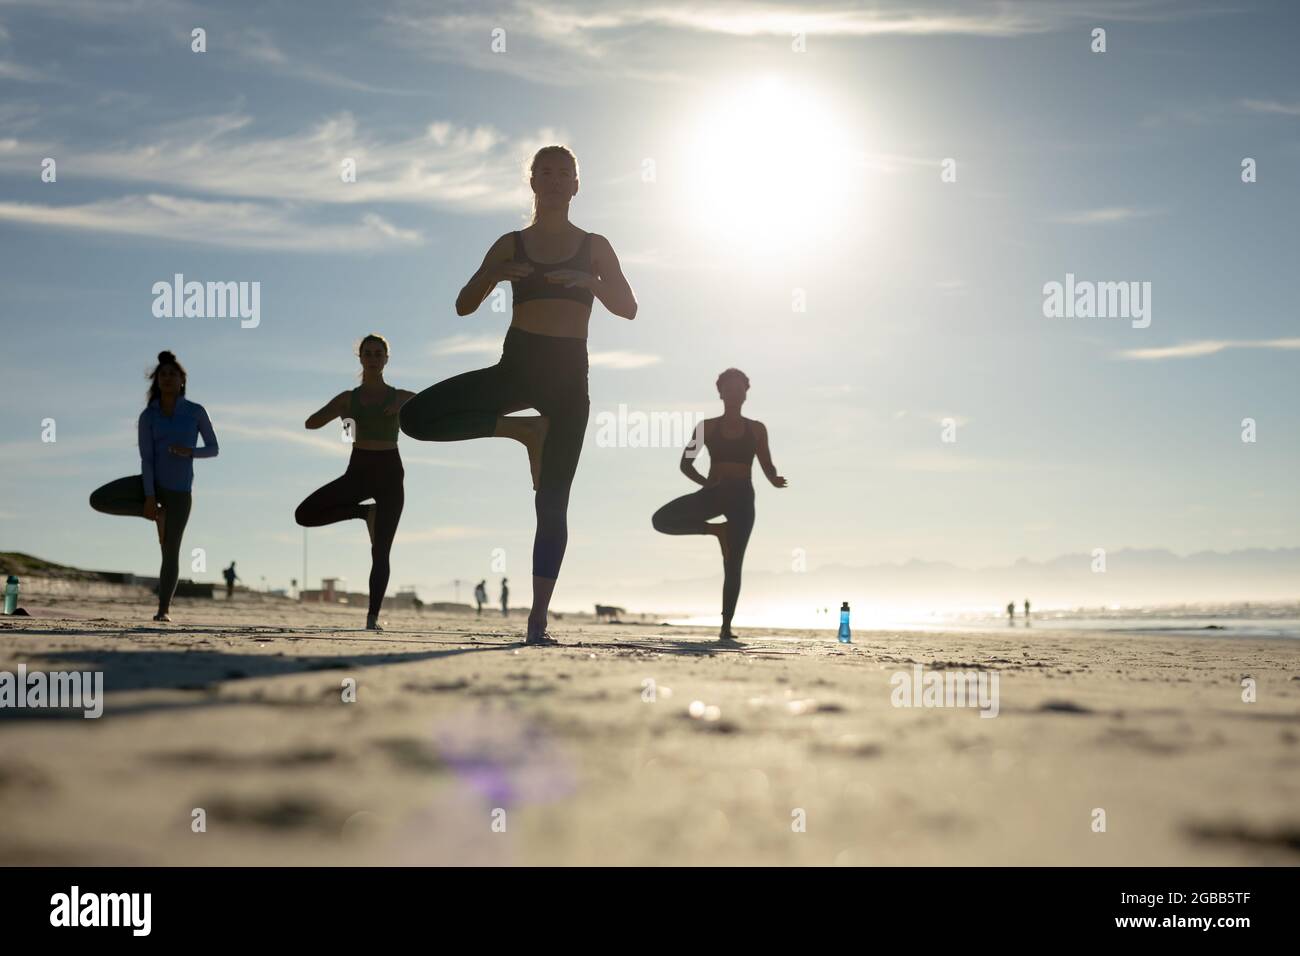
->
xmin=1 ymin=594 xmax=1298 ymax=865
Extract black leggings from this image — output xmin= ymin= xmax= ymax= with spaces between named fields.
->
xmin=89 ymin=476 xmax=192 ymax=614
xmin=652 ymin=479 xmax=755 ymax=626
xmin=294 ymin=447 xmax=404 ymax=618
xmin=399 ymin=327 xmax=589 ymax=580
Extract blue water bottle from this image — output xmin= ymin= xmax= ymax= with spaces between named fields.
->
xmin=837 ymin=601 xmax=851 ymax=644
xmin=3 ymin=575 xmax=17 ymax=615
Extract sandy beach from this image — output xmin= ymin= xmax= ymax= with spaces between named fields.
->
xmin=1 ymin=593 xmax=1298 ymax=866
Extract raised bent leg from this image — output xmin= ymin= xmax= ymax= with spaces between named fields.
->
xmin=651 ymin=485 xmax=727 ymax=536
xmin=89 ymin=475 xmax=147 ymax=516
xmin=294 ymin=471 xmax=367 ymax=527
xmin=399 ymin=363 xmax=519 ymax=443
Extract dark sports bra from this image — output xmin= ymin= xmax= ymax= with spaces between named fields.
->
xmin=511 ymin=230 xmax=594 ymax=307
xmin=705 ymin=418 xmax=756 ymax=466
xmin=349 ymin=386 xmax=399 ymax=442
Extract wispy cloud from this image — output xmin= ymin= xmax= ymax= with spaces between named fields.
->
xmin=0 ymin=111 xmax=560 ymax=212
xmin=431 ymin=334 xmax=502 ymax=357
xmin=384 ymin=1 xmax=1199 ymax=85
xmin=0 ymin=428 xmax=137 ymax=482
xmin=1115 ymin=338 xmax=1300 ymax=361
xmin=0 ymin=194 xmax=422 ymax=251
xmin=214 ymin=420 xmax=351 ymax=457
xmin=4 ymin=3 xmax=416 ymax=94
xmin=590 ymin=350 xmax=660 ymax=369
xmin=0 ymin=58 xmax=47 ymax=81
xmin=0 ymin=12 xmax=50 ymax=82
xmin=0 ymin=0 xmax=191 ymax=20
xmin=209 ymin=407 xmax=485 ymax=471
xmin=431 ymin=334 xmax=660 ymax=370
xmin=889 ymin=450 xmax=998 ymax=474
xmin=1052 ymin=207 xmax=1157 ymax=225
xmin=606 ymin=3 xmax=1068 ymax=38
xmin=0 ymin=430 xmax=132 ymax=465
xmin=226 ymin=27 xmax=433 ymax=97
xmin=890 ymin=449 xmax=1060 ymax=474
xmin=1240 ymin=98 xmax=1300 ymax=117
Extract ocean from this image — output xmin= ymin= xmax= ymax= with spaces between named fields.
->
xmin=665 ymin=602 xmax=1300 ymax=639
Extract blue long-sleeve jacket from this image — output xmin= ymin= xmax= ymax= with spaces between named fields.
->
xmin=137 ymin=397 xmax=219 ymax=496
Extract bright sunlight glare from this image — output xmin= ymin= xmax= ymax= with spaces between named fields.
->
xmin=680 ymin=76 xmax=863 ymax=255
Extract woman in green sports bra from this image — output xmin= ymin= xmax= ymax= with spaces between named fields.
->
xmin=294 ymin=333 xmax=416 ymax=631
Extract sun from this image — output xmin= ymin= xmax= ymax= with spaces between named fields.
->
xmin=680 ymin=76 xmax=860 ymax=255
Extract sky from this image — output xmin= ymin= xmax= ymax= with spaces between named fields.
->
xmin=0 ymin=0 xmax=1297 ymax=614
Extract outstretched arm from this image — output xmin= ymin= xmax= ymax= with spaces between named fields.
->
xmin=754 ymin=422 xmax=787 ymax=488
xmin=306 ymin=392 xmax=350 ymax=430
xmin=456 ymin=233 xmax=532 ymax=316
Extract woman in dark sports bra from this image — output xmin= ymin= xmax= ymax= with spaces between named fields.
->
xmin=399 ymin=145 xmax=637 ymax=645
xmin=652 ymin=368 xmax=787 ymax=643
xmin=295 ymin=333 xmax=415 ymax=631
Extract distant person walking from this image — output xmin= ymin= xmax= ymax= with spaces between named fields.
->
xmin=501 ymin=578 xmax=509 ymax=617
xmin=1006 ymin=601 xmax=1016 ymax=625
xmin=651 ymin=368 xmax=786 ymax=643
xmin=474 ymin=579 xmax=487 ymax=616
xmin=1024 ymin=598 xmax=1031 ymax=625
xmin=89 ymin=350 xmax=219 ymax=622
xmin=223 ymin=562 xmax=240 ymax=599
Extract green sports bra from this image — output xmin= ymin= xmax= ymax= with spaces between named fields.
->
xmin=348 ymin=386 xmax=399 ymax=442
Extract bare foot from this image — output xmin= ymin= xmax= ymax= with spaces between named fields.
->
xmin=525 ymin=618 xmax=559 ymax=645
xmin=153 ymin=611 xmax=171 ymax=623
xmin=718 ymin=630 xmax=742 ymax=645
xmin=366 ymin=613 xmax=384 ymax=631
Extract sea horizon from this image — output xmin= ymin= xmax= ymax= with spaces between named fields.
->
xmin=665 ymin=600 xmax=1300 ymax=639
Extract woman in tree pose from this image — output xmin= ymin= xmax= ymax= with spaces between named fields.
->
xmin=652 ymin=368 xmax=787 ymax=643
xmin=295 ymin=333 xmax=415 ymax=631
xmin=89 ymin=350 xmax=220 ymax=622
xmin=400 ymin=145 xmax=637 ymax=644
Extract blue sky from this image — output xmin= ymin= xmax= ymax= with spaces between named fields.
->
xmin=1 ymin=0 xmax=1297 ymax=612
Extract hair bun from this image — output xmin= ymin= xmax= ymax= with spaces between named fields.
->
xmin=158 ymin=350 xmax=176 ymax=364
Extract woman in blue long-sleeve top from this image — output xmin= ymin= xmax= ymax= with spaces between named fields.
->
xmin=90 ymin=350 xmax=219 ymax=621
